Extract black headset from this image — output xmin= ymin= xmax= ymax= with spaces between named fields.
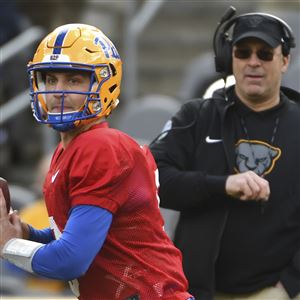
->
xmin=213 ymin=6 xmax=296 ymax=75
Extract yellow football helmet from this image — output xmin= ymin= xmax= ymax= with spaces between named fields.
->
xmin=27 ymin=23 xmax=122 ymax=131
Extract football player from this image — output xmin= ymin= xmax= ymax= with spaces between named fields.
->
xmin=0 ymin=23 xmax=194 ymax=300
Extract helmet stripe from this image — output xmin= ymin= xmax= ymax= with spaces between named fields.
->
xmin=53 ymin=28 xmax=68 ymax=54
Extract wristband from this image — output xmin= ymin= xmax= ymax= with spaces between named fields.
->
xmin=2 ymin=238 xmax=43 ymax=273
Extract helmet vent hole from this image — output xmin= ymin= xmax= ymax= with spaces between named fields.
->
xmin=104 ymin=98 xmax=107 ymax=103
xmin=109 ymin=84 xmax=117 ymax=93
xmin=109 ymin=63 xmax=117 ymax=76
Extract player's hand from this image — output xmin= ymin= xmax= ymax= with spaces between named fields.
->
xmin=225 ymin=171 xmax=270 ymax=201
xmin=0 ymin=189 xmax=23 ymax=256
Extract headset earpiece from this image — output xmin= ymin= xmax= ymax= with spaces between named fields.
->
xmin=214 ymin=15 xmax=240 ymax=75
xmin=213 ymin=7 xmax=237 ymax=74
xmin=214 ymin=32 xmax=232 ymax=74
xmin=217 ymin=38 xmax=233 ymax=75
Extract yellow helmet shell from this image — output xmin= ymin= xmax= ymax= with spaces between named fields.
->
xmin=28 ymin=24 xmax=122 ymax=130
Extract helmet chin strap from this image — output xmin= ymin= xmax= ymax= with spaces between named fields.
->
xmin=49 ymin=110 xmax=105 ymax=132
xmin=52 ymin=122 xmax=76 ymax=132
xmin=48 ymin=111 xmax=80 ymax=132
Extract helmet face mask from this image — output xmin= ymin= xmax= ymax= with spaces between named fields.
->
xmin=28 ymin=24 xmax=122 ymax=131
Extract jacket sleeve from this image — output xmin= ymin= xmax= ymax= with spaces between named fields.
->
xmin=150 ymin=100 xmax=227 ymax=211
xmin=280 ymin=246 xmax=300 ymax=298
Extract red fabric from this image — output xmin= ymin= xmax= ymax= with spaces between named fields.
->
xmin=43 ymin=122 xmax=191 ymax=300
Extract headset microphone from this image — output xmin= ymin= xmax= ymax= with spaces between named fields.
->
xmin=220 ymin=6 xmax=236 ymax=23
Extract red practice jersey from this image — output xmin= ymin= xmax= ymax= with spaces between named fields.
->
xmin=43 ymin=122 xmax=191 ymax=300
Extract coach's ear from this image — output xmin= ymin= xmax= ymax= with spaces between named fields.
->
xmin=281 ymin=53 xmax=290 ymax=74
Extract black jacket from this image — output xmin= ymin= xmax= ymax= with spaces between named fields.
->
xmin=150 ymin=86 xmax=300 ymax=300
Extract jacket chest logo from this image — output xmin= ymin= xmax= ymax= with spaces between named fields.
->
xmin=235 ymin=139 xmax=281 ymax=176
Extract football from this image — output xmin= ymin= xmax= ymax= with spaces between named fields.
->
xmin=0 ymin=177 xmax=11 ymax=213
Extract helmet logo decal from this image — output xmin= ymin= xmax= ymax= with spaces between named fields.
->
xmin=42 ymin=54 xmax=70 ymax=63
xmin=94 ymin=35 xmax=120 ymax=59
xmin=53 ymin=28 xmax=68 ymax=54
xmin=50 ymin=54 xmax=59 ymax=60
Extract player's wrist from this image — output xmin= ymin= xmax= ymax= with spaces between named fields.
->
xmin=2 ymin=238 xmax=43 ymax=273
xmin=21 ymin=222 xmax=30 ymax=240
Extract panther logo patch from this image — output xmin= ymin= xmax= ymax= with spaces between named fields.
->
xmin=235 ymin=139 xmax=281 ymax=176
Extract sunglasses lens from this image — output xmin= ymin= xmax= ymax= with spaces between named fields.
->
xmin=234 ymin=49 xmax=251 ymax=59
xmin=257 ymin=50 xmax=274 ymax=61
xmin=234 ymin=48 xmax=274 ymax=61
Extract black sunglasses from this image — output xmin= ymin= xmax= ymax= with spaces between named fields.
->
xmin=234 ymin=48 xmax=275 ymax=61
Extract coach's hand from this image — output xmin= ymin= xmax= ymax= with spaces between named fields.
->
xmin=0 ymin=189 xmax=23 ymax=256
xmin=225 ymin=171 xmax=270 ymax=201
